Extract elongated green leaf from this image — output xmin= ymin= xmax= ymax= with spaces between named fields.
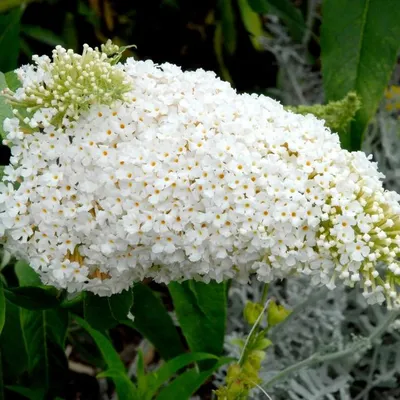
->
xmin=269 ymin=0 xmax=306 ymax=41
xmin=15 ymin=260 xmax=41 ymax=286
xmin=238 ymin=0 xmax=264 ymax=51
xmin=248 ymin=0 xmax=269 ymax=13
xmin=20 ymin=36 xmax=34 ymax=59
xmin=5 ymin=286 xmax=60 ymax=310
xmin=0 ymin=300 xmax=28 ymax=379
xmin=321 ymin=0 xmax=400 ymax=150
xmin=5 ymin=71 xmax=21 ymax=91
xmin=74 ymin=315 xmax=139 ymax=400
xmin=145 ymin=352 xmax=221 ymax=399
xmin=135 ymin=351 xmax=147 ymax=396
xmin=63 ymin=12 xmax=78 ymax=51
xmin=214 ymin=22 xmax=233 ymax=83
xmin=5 ymin=386 xmax=45 ymax=400
xmin=60 ymin=292 xmax=83 ymax=309
xmin=128 ymin=283 xmax=184 ymax=360
xmin=0 ymin=281 xmax=4 ymax=335
xmin=21 ymin=309 xmax=68 ymax=359
xmin=20 ymin=308 xmax=69 ymax=395
xmin=97 ymin=370 xmax=139 ymax=400
xmin=0 ymin=0 xmax=33 ymax=13
xmin=219 ymin=0 xmax=236 ymax=55
xmin=156 ymin=357 xmax=232 ymax=400
xmin=84 ymin=289 xmax=133 ymax=330
xmin=0 ymin=72 xmax=13 ymax=139
xmin=248 ymin=0 xmax=306 ymax=41
xmin=0 ymin=8 xmax=21 ymax=72
xmin=21 ymin=25 xmax=66 ymax=47
xmin=11 ymin=264 xmax=69 ymax=395
xmin=168 ymin=280 xmax=227 ymax=367
xmin=75 ymin=315 xmax=124 ymax=371
xmin=109 ymin=289 xmax=134 ymax=320
xmin=0 ymin=249 xmax=11 ymax=271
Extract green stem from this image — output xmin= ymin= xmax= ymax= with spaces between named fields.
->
xmin=261 ymin=283 xmax=269 ymax=304
xmin=263 ymin=310 xmax=399 ymax=389
xmin=239 ymin=300 xmax=270 ymax=366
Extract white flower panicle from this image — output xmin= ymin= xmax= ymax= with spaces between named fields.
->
xmin=1 ymin=45 xmax=400 ymax=304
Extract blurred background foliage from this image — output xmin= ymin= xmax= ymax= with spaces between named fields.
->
xmin=0 ymin=0 xmax=316 ymax=94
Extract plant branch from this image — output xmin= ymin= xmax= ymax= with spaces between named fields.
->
xmin=238 ymin=300 xmax=270 ymax=366
xmin=263 ymin=309 xmax=400 ymax=389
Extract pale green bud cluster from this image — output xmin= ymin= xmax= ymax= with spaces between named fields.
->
xmin=287 ymin=92 xmax=361 ymax=132
xmin=3 ymin=43 xmax=133 ymax=127
xmin=267 ymin=299 xmax=291 ymax=327
xmin=317 ymin=189 xmax=400 ymax=308
xmin=215 ymin=299 xmax=290 ymax=399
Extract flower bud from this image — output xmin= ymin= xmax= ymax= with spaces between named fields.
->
xmin=243 ymin=301 xmax=264 ymax=325
xmin=267 ymin=300 xmax=291 ymax=327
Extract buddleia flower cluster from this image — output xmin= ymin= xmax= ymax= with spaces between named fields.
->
xmin=1 ymin=44 xmax=400 ymax=304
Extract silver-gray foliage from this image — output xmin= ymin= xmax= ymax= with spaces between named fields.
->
xmin=220 ymin=277 xmax=400 ymax=399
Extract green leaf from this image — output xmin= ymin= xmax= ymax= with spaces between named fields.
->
xmin=238 ymin=0 xmax=264 ymax=51
xmin=63 ymin=13 xmax=78 ymax=51
xmin=21 ymin=25 xmax=66 ymax=47
xmin=0 ymin=300 xmax=28 ymax=379
xmin=76 ymin=316 xmax=125 ymax=371
xmin=0 ymin=249 xmax=8 ymax=273
xmin=249 ymin=0 xmax=305 ymax=42
xmin=109 ymin=289 xmax=134 ymax=320
xmin=219 ymin=0 xmax=237 ymax=55
xmin=0 ymin=72 xmax=14 ymax=139
xmin=145 ymin=352 xmax=222 ymax=399
xmin=20 ymin=37 xmax=34 ymax=59
xmin=127 ymin=283 xmax=184 ymax=360
xmin=155 ymin=357 xmax=232 ymax=400
xmin=14 ymin=260 xmax=41 ymax=286
xmin=60 ymin=292 xmax=83 ymax=309
xmin=321 ymin=0 xmax=400 ymax=150
xmin=2 ymin=263 xmax=68 ymax=392
xmin=136 ymin=350 xmax=147 ymax=395
xmin=214 ymin=22 xmax=234 ymax=83
xmin=5 ymin=71 xmax=21 ymax=91
xmin=5 ymin=386 xmax=45 ymax=400
xmin=84 ymin=289 xmax=133 ymax=330
xmin=0 ymin=8 xmax=21 ymax=72
xmin=0 ymin=281 xmax=5 ymax=335
xmin=20 ymin=308 xmax=69 ymax=395
xmin=74 ymin=315 xmax=139 ymax=400
xmin=4 ymin=286 xmax=60 ymax=310
xmin=248 ymin=0 xmax=269 ymax=13
xmin=168 ymin=280 xmax=227 ymax=367
xmin=0 ymin=0 xmax=33 ymax=13
xmin=4 ymin=260 xmax=68 ymax=397
xmin=97 ymin=370 xmax=139 ymax=400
